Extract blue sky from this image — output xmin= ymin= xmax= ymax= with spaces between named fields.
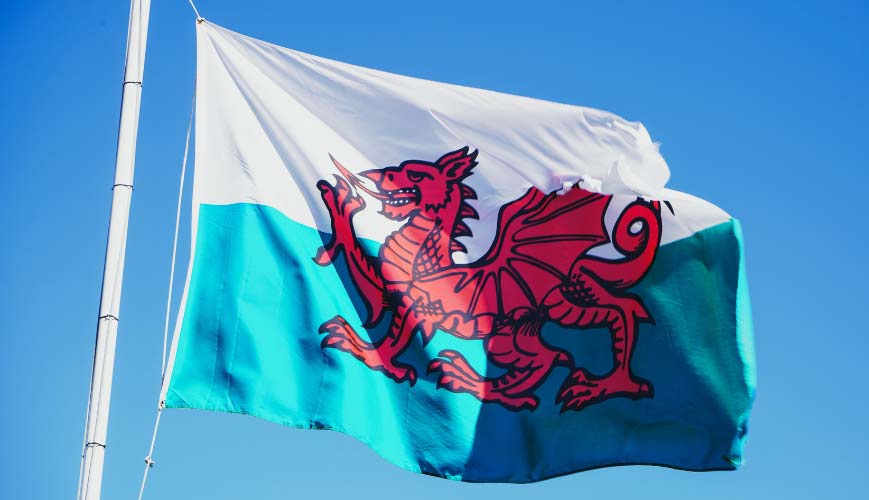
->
xmin=1 ymin=0 xmax=867 ymax=498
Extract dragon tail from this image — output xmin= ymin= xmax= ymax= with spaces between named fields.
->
xmin=576 ymin=198 xmax=663 ymax=290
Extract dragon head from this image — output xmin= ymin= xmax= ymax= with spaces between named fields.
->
xmin=331 ymin=147 xmax=478 ymax=221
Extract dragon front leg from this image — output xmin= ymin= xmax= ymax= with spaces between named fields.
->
xmin=314 ymin=176 xmax=386 ymax=326
xmin=314 ymin=176 xmax=365 ymax=265
xmin=320 ymin=295 xmax=422 ymax=385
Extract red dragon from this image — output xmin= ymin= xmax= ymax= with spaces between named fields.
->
xmin=314 ymin=147 xmax=662 ymax=412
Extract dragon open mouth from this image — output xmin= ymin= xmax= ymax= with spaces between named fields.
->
xmin=384 ymin=187 xmax=419 ymax=206
xmin=329 ymin=154 xmax=420 ymax=208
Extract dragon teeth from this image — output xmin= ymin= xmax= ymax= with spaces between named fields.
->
xmin=382 ymin=187 xmax=417 ymax=207
xmin=386 ymin=188 xmax=417 ymax=195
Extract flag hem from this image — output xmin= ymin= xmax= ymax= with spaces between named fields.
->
xmin=161 ymin=400 xmax=739 ymax=484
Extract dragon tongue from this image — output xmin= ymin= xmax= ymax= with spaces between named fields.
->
xmin=329 ymin=154 xmax=390 ymax=200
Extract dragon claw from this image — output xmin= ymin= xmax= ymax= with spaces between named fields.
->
xmin=381 ymin=362 xmax=417 ymax=386
xmin=426 ymin=359 xmax=443 ymax=374
xmin=557 ymin=368 xmax=653 ymax=412
xmin=313 ymin=247 xmax=334 ymax=265
xmin=317 ymin=176 xmax=365 ymax=219
xmin=405 ymin=368 xmax=418 ymax=386
xmin=427 ymin=352 xmax=539 ymax=411
xmin=438 ymin=349 xmax=462 ymax=361
xmin=320 ymin=335 xmax=342 ymax=348
xmin=555 ymin=350 xmax=574 ymax=367
xmin=319 ymin=316 xmax=418 ymax=386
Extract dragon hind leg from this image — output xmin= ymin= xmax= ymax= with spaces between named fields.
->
xmin=427 ymin=309 xmax=569 ymax=411
xmin=545 ymin=280 xmax=653 ymax=412
xmin=427 ymin=349 xmax=540 ymax=411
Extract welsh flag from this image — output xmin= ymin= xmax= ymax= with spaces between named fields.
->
xmin=162 ymin=21 xmax=755 ymax=482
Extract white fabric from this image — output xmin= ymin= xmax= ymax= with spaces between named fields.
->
xmin=193 ymin=21 xmax=730 ymax=259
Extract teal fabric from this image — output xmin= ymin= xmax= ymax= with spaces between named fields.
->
xmin=165 ymin=203 xmax=755 ymax=482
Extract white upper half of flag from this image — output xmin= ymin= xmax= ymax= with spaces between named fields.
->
xmin=193 ymin=21 xmax=730 ymax=258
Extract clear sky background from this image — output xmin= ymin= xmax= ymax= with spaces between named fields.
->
xmin=1 ymin=1 xmax=867 ymax=498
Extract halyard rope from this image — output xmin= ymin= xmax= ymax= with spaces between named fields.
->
xmin=188 ymin=0 xmax=203 ymax=22
xmin=137 ymin=68 xmax=196 ymax=500
xmin=159 ymin=86 xmax=194 ymax=379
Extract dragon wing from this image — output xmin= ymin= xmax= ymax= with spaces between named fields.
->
xmin=417 ymin=186 xmax=611 ymax=316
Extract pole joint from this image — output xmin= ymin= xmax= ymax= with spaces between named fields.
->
xmin=112 ymin=183 xmax=134 ymax=191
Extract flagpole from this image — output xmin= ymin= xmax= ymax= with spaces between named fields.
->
xmin=77 ymin=1 xmax=151 ymax=499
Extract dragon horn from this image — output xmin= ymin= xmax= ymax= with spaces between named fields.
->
xmin=329 ymin=154 xmax=389 ymax=200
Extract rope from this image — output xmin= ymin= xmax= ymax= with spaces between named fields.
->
xmin=188 ymin=0 xmax=203 ymax=21
xmin=136 ymin=405 xmax=164 ymax=500
xmin=137 ymin=74 xmax=196 ymax=500
xmin=160 ymin=82 xmax=195 ymax=378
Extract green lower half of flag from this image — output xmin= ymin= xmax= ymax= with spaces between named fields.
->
xmin=165 ymin=203 xmax=755 ymax=483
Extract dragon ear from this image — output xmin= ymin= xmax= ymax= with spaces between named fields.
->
xmin=437 ymin=147 xmax=478 ymax=181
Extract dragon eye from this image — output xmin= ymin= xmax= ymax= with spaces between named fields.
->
xmin=407 ymin=170 xmax=431 ymax=182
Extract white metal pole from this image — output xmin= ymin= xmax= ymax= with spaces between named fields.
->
xmin=78 ymin=1 xmax=151 ymax=499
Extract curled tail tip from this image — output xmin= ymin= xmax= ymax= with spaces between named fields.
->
xmin=576 ymin=198 xmax=663 ymax=289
